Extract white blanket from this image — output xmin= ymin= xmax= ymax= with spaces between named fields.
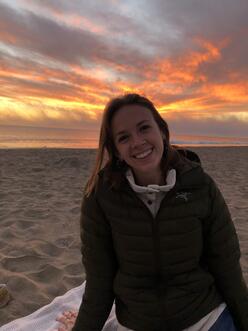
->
xmin=1 ymin=281 xmax=118 ymax=331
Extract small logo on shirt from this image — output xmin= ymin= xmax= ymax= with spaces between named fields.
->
xmin=175 ymin=192 xmax=192 ymax=201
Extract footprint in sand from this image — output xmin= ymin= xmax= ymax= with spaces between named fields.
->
xmin=1 ymin=255 xmax=46 ymax=272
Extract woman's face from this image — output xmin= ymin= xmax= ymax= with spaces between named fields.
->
xmin=111 ymin=104 xmax=165 ymax=181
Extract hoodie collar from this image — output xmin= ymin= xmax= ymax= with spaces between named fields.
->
xmin=126 ymin=168 xmax=176 ymax=193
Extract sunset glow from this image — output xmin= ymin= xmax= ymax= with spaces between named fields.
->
xmin=0 ymin=0 xmax=247 ymax=147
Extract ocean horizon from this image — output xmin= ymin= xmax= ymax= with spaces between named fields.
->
xmin=0 ymin=124 xmax=248 ymax=148
xmin=1 ymin=136 xmax=248 ymax=149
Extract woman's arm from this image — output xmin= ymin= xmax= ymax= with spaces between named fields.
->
xmin=72 ymin=192 xmax=118 ymax=331
xmin=203 ymin=175 xmax=248 ymax=331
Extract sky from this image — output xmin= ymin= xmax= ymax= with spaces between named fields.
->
xmin=0 ymin=0 xmax=248 ymax=147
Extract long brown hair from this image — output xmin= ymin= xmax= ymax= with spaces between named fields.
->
xmin=84 ymin=93 xmax=178 ymax=196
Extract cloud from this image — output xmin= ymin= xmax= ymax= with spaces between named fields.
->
xmin=0 ymin=0 xmax=247 ymax=143
xmin=0 ymin=1 xmax=153 ymax=70
xmin=134 ymin=0 xmax=248 ymax=89
xmin=0 ymin=52 xmax=110 ymax=102
xmin=145 ymin=0 xmax=248 ymax=39
xmin=168 ymin=115 xmax=248 ymax=137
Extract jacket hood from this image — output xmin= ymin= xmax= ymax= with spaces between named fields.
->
xmin=175 ymin=147 xmax=201 ymax=165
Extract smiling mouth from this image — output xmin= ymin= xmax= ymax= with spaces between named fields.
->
xmin=133 ymin=148 xmax=153 ymax=159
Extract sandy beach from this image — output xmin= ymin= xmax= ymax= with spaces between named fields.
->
xmin=0 ymin=147 xmax=247 ymax=327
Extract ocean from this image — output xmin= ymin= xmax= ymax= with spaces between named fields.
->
xmin=0 ymin=125 xmax=247 ymax=148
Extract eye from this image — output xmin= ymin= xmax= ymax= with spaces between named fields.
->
xmin=140 ymin=124 xmax=150 ymax=131
xmin=118 ymin=135 xmax=129 ymax=143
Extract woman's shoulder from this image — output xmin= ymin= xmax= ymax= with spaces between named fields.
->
xmin=171 ymin=147 xmax=216 ymax=189
xmin=171 ymin=147 xmax=202 ymax=175
xmin=174 ymin=147 xmax=202 ymax=165
xmin=86 ymin=167 xmax=122 ymax=199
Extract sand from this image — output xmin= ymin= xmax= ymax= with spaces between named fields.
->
xmin=0 ymin=147 xmax=247 ymax=326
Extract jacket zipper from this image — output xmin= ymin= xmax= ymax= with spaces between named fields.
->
xmin=126 ymin=184 xmax=179 ymax=279
xmin=152 ymin=186 xmax=178 ymax=300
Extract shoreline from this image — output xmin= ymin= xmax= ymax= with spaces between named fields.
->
xmin=0 ymin=145 xmax=248 ymax=150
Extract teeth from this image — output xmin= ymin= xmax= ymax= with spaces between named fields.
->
xmin=134 ymin=149 xmax=152 ymax=159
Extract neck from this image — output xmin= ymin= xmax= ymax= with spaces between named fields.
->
xmin=133 ymin=169 xmax=165 ymax=186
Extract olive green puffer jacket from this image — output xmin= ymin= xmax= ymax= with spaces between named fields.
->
xmin=72 ymin=153 xmax=248 ymax=331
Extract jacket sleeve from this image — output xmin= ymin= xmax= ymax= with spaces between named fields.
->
xmin=72 ymin=192 xmax=118 ymax=331
xmin=203 ymin=175 xmax=248 ymax=331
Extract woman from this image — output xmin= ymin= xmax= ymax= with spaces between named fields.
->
xmin=57 ymin=94 xmax=248 ymax=331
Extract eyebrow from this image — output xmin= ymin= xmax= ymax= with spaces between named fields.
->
xmin=116 ymin=120 xmax=150 ymax=137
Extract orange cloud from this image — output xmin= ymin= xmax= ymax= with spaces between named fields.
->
xmin=109 ymin=37 xmax=248 ymax=124
xmin=142 ymin=38 xmax=227 ymax=86
xmin=0 ymin=29 xmax=247 ymax=131
xmin=202 ymin=82 xmax=248 ymax=103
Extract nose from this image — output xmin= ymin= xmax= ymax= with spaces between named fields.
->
xmin=130 ymin=134 xmax=146 ymax=148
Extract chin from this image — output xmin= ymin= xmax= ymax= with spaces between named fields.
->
xmin=127 ymin=154 xmax=161 ymax=173
xmin=134 ymin=162 xmax=160 ymax=174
